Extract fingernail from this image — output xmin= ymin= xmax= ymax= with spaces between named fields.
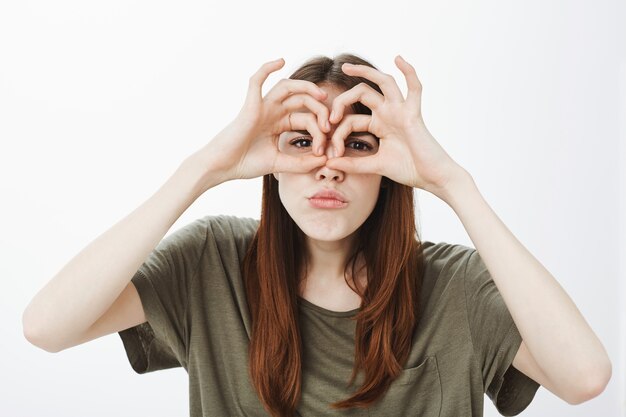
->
xmin=329 ymin=110 xmax=335 ymax=122
xmin=325 ymin=120 xmax=331 ymax=131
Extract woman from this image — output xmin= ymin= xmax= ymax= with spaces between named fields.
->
xmin=23 ymin=53 xmax=611 ymax=417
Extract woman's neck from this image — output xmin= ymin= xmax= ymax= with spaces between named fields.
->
xmin=299 ymin=236 xmax=367 ymax=296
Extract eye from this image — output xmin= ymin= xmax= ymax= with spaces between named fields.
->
xmin=346 ymin=139 xmax=373 ymax=152
xmin=289 ymin=136 xmax=313 ymax=149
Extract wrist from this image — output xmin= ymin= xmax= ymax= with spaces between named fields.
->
xmin=176 ymin=151 xmax=230 ymax=200
xmin=433 ymin=167 xmax=476 ymax=208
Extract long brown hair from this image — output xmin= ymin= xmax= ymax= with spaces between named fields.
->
xmin=242 ymin=53 xmax=425 ymax=416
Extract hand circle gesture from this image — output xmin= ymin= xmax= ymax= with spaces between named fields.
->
xmin=324 ymin=56 xmax=466 ymax=195
xmin=194 ymin=58 xmax=331 ymax=187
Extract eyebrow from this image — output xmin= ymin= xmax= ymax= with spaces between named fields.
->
xmin=292 ymin=130 xmax=375 ymax=138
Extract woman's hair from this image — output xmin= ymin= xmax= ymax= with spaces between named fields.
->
xmin=241 ymin=53 xmax=425 ymax=417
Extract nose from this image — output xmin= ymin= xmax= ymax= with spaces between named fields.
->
xmin=315 ymin=139 xmax=344 ymax=182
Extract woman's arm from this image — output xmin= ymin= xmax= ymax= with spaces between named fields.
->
xmin=22 ymin=58 xmax=333 ymax=354
xmin=22 ymin=154 xmax=219 ymax=353
xmin=439 ymin=169 xmax=612 ymax=405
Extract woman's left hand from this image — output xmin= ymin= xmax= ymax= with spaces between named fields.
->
xmin=324 ymin=55 xmax=468 ymax=196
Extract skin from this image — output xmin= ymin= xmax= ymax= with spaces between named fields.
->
xmin=274 ymin=83 xmax=381 ymax=292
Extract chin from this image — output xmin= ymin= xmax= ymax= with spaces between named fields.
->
xmin=291 ymin=213 xmax=363 ymax=242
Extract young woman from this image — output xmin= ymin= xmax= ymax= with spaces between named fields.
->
xmin=23 ymin=53 xmax=611 ymax=417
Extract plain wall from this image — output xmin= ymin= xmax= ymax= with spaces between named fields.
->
xmin=1 ymin=0 xmax=624 ymax=415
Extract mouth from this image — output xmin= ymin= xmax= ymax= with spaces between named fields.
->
xmin=309 ymin=189 xmax=348 ymax=202
xmin=308 ymin=197 xmax=348 ymax=209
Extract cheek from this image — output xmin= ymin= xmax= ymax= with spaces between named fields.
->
xmin=277 ymin=173 xmax=303 ymax=200
xmin=356 ymin=177 xmax=383 ymax=200
xmin=365 ymin=176 xmax=383 ymax=190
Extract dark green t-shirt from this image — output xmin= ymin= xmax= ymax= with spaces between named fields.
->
xmin=118 ymin=214 xmax=540 ymax=416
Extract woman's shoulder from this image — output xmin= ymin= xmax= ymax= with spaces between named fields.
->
xmin=419 ymin=240 xmax=474 ymax=267
xmin=194 ymin=214 xmax=260 ymax=253
xmin=196 ymin=214 xmax=260 ymax=233
xmin=416 ymin=241 xmax=477 ymax=321
xmin=418 ymin=240 xmax=477 ymax=289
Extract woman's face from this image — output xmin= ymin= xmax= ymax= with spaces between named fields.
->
xmin=275 ymin=83 xmax=382 ymax=243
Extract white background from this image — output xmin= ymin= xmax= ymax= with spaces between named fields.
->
xmin=2 ymin=0 xmax=624 ymax=416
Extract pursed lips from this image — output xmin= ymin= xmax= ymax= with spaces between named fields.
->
xmin=309 ymin=189 xmax=347 ymax=202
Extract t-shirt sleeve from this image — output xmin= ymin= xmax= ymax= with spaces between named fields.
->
xmin=117 ymin=217 xmax=208 ymax=374
xmin=463 ymin=247 xmax=541 ymax=416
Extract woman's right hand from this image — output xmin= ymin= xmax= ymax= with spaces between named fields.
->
xmin=192 ymin=58 xmax=332 ymax=188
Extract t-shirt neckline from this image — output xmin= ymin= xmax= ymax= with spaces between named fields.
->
xmin=297 ymin=295 xmax=360 ymax=318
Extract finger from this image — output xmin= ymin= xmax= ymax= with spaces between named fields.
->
xmin=265 ymin=79 xmax=328 ymax=105
xmin=273 ymin=152 xmax=328 ymax=174
xmin=394 ymin=55 xmax=422 ymax=102
xmin=286 ymin=112 xmax=327 ymax=156
xmin=329 ymin=83 xmax=384 ymax=124
xmin=282 ymin=93 xmax=331 ymax=134
xmin=329 ymin=114 xmax=372 ymax=158
xmin=324 ymin=154 xmax=381 ymax=175
xmin=341 ymin=62 xmax=404 ymax=102
xmin=247 ymin=58 xmax=286 ymax=102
